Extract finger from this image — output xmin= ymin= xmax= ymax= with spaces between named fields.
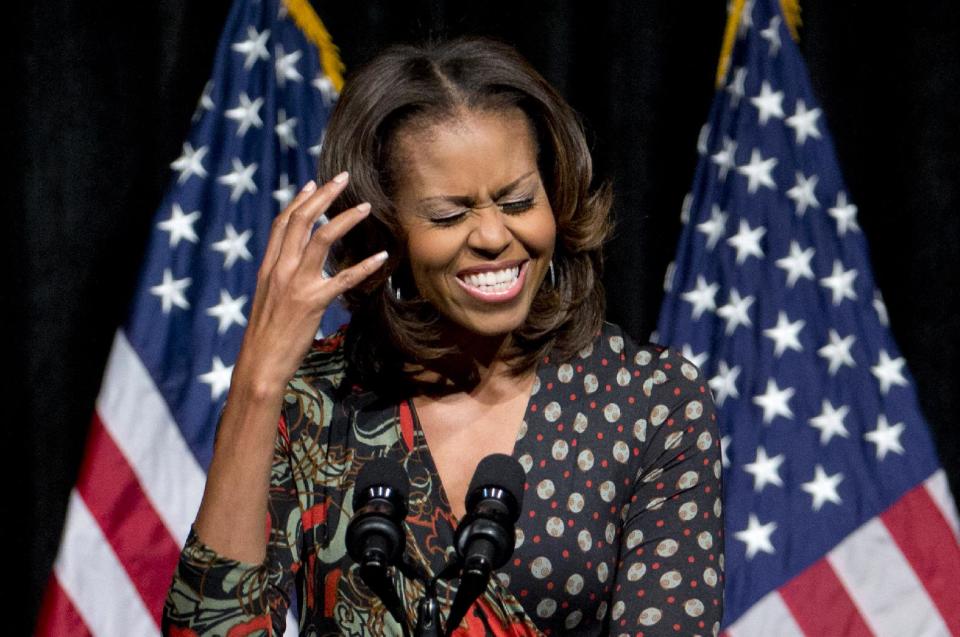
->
xmin=277 ymin=172 xmax=350 ymax=263
xmin=261 ymin=180 xmax=317 ymax=277
xmin=301 ymin=202 xmax=372 ymax=274
xmin=323 ymin=250 xmax=390 ymax=299
xmin=286 ymin=178 xmax=321 ymax=215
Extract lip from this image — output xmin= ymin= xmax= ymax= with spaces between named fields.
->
xmin=455 ymin=260 xmax=529 ymax=303
xmin=456 ymin=259 xmax=528 ymax=277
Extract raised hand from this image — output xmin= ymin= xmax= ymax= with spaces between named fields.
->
xmin=234 ymin=172 xmax=387 ymax=396
xmin=193 ymin=172 xmax=386 ymax=562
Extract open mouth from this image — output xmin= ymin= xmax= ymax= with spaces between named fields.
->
xmin=456 ymin=261 xmax=527 ymax=301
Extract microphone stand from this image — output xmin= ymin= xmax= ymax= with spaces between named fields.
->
xmin=443 ymin=553 xmax=490 ymax=637
xmin=399 ymin=556 xmax=460 ymax=637
xmin=356 ymin=557 xmax=411 ymax=637
xmin=357 ymin=541 xmax=464 ymax=637
xmin=362 ymin=548 xmax=496 ymax=637
xmin=406 ymin=553 xmax=492 ymax=637
xmin=414 ymin=589 xmax=441 ymax=637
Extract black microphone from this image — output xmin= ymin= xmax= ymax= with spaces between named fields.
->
xmin=446 ymin=454 xmax=524 ymax=635
xmin=345 ymin=457 xmax=411 ymax=637
xmin=346 ymin=456 xmax=409 ymax=570
xmin=454 ymin=454 xmax=524 ymax=574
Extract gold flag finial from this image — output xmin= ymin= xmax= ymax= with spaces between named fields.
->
xmin=282 ymin=0 xmax=346 ymax=92
xmin=716 ymin=0 xmax=802 ymax=87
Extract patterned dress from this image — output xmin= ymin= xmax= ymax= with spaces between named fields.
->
xmin=163 ymin=323 xmax=724 ymax=636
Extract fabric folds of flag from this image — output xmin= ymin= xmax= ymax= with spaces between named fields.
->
xmin=35 ymin=0 xmax=345 ymax=634
xmin=655 ymin=0 xmax=960 ymax=635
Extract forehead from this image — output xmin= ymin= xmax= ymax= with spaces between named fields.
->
xmin=391 ymin=108 xmax=539 ymax=200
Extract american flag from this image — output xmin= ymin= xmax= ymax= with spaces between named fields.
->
xmin=35 ymin=0 xmax=345 ymax=634
xmin=655 ymin=0 xmax=960 ymax=634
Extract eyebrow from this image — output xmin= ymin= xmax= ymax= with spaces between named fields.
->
xmin=416 ymin=170 xmax=538 ymax=208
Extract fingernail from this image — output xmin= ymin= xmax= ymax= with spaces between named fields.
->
xmin=303 ymin=180 xmax=317 ymax=193
xmin=356 ymin=202 xmax=371 ymax=214
xmin=332 ymin=171 xmax=349 ymax=184
xmin=373 ymin=250 xmax=388 ymax=262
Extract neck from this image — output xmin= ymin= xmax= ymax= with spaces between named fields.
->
xmin=413 ymin=358 xmax=536 ymax=407
xmin=408 ymin=325 xmax=528 ymax=397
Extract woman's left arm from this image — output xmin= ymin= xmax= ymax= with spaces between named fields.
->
xmin=608 ymin=348 xmax=724 ymax=636
xmin=162 ymin=401 xmax=304 ymax=635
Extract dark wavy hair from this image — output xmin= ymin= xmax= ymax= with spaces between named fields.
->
xmin=318 ymin=37 xmax=612 ymax=389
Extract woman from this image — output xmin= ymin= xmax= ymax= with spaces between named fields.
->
xmin=164 ymin=37 xmax=723 ymax=636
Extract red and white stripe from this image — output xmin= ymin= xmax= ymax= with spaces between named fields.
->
xmin=38 ymin=332 xmax=204 ymax=634
xmin=724 ymin=472 xmax=960 ymax=637
xmin=36 ymin=332 xmax=298 ymax=635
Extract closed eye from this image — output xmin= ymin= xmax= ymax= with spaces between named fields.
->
xmin=499 ymin=198 xmax=535 ymax=214
xmin=430 ymin=210 xmax=469 ymax=226
xmin=427 ymin=197 xmax=535 ymax=225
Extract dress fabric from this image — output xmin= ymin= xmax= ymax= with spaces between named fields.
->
xmin=163 ymin=323 xmax=724 ymax=636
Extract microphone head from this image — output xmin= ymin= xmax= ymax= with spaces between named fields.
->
xmin=347 ymin=457 xmax=409 ymax=568
xmin=465 ymin=453 xmax=524 ymax=521
xmin=352 ymin=456 xmax=409 ymax=511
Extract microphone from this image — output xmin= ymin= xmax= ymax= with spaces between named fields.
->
xmin=346 ymin=457 xmax=411 ymax=637
xmin=455 ymin=454 xmax=524 ymax=574
xmin=346 ymin=456 xmax=409 ymax=570
xmin=446 ymin=454 xmax=524 ymax=635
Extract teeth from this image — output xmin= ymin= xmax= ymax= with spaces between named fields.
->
xmin=462 ymin=266 xmax=520 ymax=291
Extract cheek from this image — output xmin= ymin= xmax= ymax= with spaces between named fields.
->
xmin=406 ymin=231 xmax=461 ymax=279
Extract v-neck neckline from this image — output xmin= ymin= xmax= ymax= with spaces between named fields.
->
xmin=399 ymin=365 xmax=545 ymax=525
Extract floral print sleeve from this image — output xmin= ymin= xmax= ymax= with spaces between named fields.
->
xmin=163 ymin=411 xmax=303 ymax=635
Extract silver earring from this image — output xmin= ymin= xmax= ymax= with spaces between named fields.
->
xmin=548 ymin=260 xmax=556 ymax=287
xmin=386 ymin=275 xmax=402 ymax=301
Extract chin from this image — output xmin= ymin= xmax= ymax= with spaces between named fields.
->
xmin=448 ymin=310 xmax=530 ymax=341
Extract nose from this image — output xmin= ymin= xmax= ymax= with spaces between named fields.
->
xmin=467 ymin=208 xmax=512 ymax=258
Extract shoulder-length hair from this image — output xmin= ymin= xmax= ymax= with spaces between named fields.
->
xmin=318 ymin=37 xmax=612 ymax=390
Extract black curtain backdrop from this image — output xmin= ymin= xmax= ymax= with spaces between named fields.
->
xmin=9 ymin=1 xmax=960 ymax=632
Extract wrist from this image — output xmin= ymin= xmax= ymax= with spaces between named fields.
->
xmin=228 ymin=367 xmax=289 ymax=406
xmin=231 ymin=347 xmax=299 ymax=400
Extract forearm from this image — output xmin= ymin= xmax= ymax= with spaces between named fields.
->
xmin=167 ymin=359 xmax=300 ymax=634
xmin=193 ymin=371 xmax=286 ymax=564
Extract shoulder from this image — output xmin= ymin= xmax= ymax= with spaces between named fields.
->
xmin=590 ymin=324 xmax=719 ymax=474
xmin=572 ymin=323 xmax=706 ymax=382
xmin=571 ymin=322 xmax=713 ymax=412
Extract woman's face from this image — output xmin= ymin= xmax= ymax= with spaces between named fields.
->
xmin=391 ymin=107 xmax=556 ymax=339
